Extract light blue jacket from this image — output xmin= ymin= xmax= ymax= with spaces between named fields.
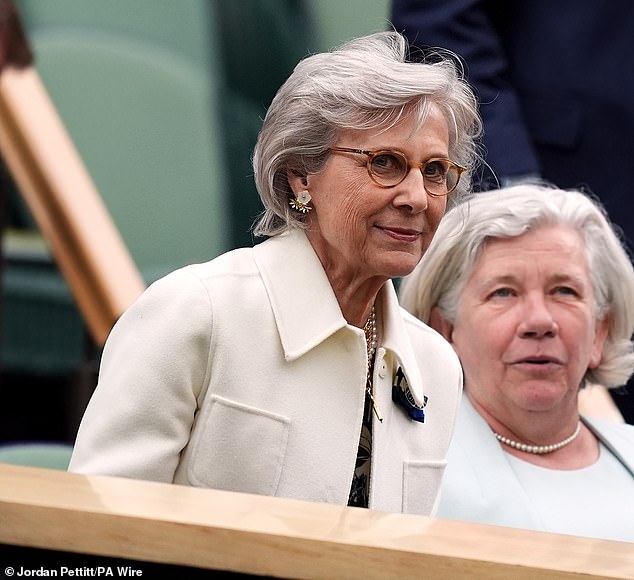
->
xmin=438 ymin=395 xmax=634 ymax=534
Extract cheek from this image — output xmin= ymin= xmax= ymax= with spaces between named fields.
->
xmin=337 ymin=185 xmax=368 ymax=216
xmin=336 ymin=208 xmax=364 ymax=237
xmin=422 ymin=198 xmax=448 ymax=247
xmin=452 ymin=311 xmax=506 ymax=360
xmin=313 ymin=170 xmax=367 ymax=213
xmin=428 ymin=197 xmax=448 ymax=227
xmin=326 ymin=191 xmax=367 ymax=232
xmin=312 ymin=184 xmax=368 ymax=243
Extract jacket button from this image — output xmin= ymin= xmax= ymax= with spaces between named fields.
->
xmin=378 ymin=361 xmax=388 ymax=378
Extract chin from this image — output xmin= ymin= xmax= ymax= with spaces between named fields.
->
xmin=520 ymin=388 xmax=569 ymax=412
xmin=381 ymin=253 xmax=421 ymax=279
xmin=383 ymin=264 xmax=418 ymax=279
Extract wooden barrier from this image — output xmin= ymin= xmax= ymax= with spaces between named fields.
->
xmin=0 ymin=464 xmax=632 ymax=579
xmin=0 ymin=65 xmax=145 ymax=347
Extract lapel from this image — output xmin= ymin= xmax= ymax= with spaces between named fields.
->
xmin=252 ymin=229 xmax=426 ymax=407
xmin=582 ymin=415 xmax=634 ymax=477
xmin=457 ymin=396 xmax=545 ymax=528
xmin=377 ymin=283 xmax=426 ymax=409
xmin=253 ymin=229 xmax=347 ymax=361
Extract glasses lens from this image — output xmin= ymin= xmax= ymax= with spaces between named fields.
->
xmin=423 ymin=160 xmax=460 ymax=195
xmin=369 ymin=152 xmax=408 ymax=186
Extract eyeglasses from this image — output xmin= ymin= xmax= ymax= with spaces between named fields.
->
xmin=328 ymin=147 xmax=465 ymax=196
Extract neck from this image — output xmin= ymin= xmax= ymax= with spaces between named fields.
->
xmin=468 ymin=393 xmax=587 ymax=456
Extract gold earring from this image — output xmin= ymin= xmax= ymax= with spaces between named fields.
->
xmin=289 ymin=190 xmax=312 ymax=213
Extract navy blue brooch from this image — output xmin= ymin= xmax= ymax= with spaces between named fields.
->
xmin=392 ymin=367 xmax=428 ymax=423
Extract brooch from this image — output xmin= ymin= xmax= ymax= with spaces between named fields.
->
xmin=392 ymin=367 xmax=428 ymax=423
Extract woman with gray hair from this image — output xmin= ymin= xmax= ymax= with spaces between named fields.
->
xmin=400 ymin=184 xmax=634 ymax=541
xmin=69 ymin=31 xmax=482 ymax=515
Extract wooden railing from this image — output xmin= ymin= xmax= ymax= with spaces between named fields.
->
xmin=0 ymin=464 xmax=632 ymax=579
xmin=0 ymin=64 xmax=145 ymax=348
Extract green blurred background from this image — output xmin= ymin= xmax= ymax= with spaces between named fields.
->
xmin=0 ymin=0 xmax=390 ymax=446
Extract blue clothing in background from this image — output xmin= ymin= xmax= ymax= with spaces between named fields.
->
xmin=391 ymin=0 xmax=634 ymax=422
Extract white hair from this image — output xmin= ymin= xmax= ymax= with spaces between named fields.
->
xmin=252 ymin=30 xmax=482 ymax=237
xmin=399 ymin=183 xmax=634 ymax=388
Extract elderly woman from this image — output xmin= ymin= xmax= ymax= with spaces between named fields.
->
xmin=69 ymin=31 xmax=482 ymax=515
xmin=400 ymin=184 xmax=634 ymax=541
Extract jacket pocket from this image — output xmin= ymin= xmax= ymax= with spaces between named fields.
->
xmin=402 ymin=460 xmax=447 ymax=516
xmin=187 ymin=394 xmax=290 ymax=495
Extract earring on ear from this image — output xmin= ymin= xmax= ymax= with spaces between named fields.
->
xmin=289 ymin=190 xmax=312 ymax=213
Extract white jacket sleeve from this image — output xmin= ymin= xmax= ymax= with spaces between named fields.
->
xmin=68 ymin=267 xmax=213 ymax=482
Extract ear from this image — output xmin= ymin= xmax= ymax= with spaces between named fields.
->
xmin=429 ymin=306 xmax=454 ymax=343
xmin=286 ymin=168 xmax=308 ymax=196
xmin=588 ymin=314 xmax=610 ymax=369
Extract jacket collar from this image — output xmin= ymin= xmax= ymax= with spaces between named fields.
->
xmin=582 ymin=415 xmax=634 ymax=477
xmin=253 ymin=229 xmax=425 ymax=406
xmin=377 ymin=281 xmax=426 ymax=407
xmin=464 ymin=394 xmax=634 ymax=478
xmin=253 ymin=229 xmax=347 ymax=361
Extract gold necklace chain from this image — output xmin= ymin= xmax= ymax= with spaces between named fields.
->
xmin=363 ymin=306 xmax=382 ymax=422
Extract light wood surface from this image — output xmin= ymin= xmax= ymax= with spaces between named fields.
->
xmin=0 ymin=464 xmax=632 ymax=579
xmin=0 ymin=65 xmax=145 ymax=347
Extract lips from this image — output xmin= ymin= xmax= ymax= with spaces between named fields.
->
xmin=514 ymin=355 xmax=564 ymax=365
xmin=378 ymin=226 xmax=422 ymax=242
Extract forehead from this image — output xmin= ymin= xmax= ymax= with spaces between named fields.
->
xmin=336 ymin=103 xmax=449 ymax=148
xmin=473 ymin=225 xmax=589 ymax=278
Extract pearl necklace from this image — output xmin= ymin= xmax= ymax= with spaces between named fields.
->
xmin=493 ymin=421 xmax=582 ymax=454
xmin=363 ymin=306 xmax=382 ymax=422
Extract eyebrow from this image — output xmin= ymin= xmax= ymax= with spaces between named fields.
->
xmin=476 ymin=274 xmax=515 ymax=293
xmin=361 ymin=145 xmax=450 ymax=160
xmin=478 ymin=272 xmax=588 ymax=290
xmin=549 ymin=273 xmax=587 ymax=286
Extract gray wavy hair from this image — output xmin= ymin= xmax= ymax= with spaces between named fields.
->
xmin=252 ymin=30 xmax=482 ymax=237
xmin=399 ymin=184 xmax=634 ymax=389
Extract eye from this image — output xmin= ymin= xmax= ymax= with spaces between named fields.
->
xmin=488 ymin=287 xmax=516 ymax=299
xmin=370 ymin=152 xmax=405 ymax=176
xmin=553 ymin=286 xmax=580 ymax=297
xmin=423 ymin=160 xmax=448 ymax=182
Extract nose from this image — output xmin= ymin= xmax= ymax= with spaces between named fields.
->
xmin=517 ymin=295 xmax=558 ymax=338
xmin=392 ymin=167 xmax=429 ymax=213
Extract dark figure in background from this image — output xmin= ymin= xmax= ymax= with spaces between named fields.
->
xmin=391 ymin=0 xmax=634 ymax=422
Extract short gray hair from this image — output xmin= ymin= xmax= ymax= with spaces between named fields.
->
xmin=399 ymin=183 xmax=634 ymax=388
xmin=252 ymin=30 xmax=482 ymax=237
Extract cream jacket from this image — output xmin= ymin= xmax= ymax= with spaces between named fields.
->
xmin=70 ymin=230 xmax=462 ymax=516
